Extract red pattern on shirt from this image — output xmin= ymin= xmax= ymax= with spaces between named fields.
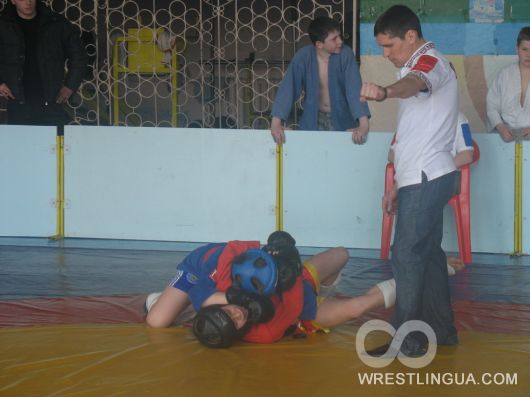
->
xmin=411 ymin=55 xmax=438 ymax=73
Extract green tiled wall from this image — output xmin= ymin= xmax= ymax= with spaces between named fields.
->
xmin=360 ymin=0 xmax=530 ymax=23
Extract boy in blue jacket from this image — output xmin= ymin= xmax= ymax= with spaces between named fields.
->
xmin=270 ymin=17 xmax=370 ymax=144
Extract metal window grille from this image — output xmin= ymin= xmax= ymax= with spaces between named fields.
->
xmin=0 ymin=0 xmax=357 ymax=128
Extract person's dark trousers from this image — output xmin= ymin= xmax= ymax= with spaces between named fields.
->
xmin=7 ymin=100 xmax=67 ymax=127
xmin=391 ymin=171 xmax=458 ymax=355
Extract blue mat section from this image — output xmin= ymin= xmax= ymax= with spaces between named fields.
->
xmin=0 ymin=246 xmax=181 ymax=300
xmin=1 ymin=245 xmax=530 ymax=304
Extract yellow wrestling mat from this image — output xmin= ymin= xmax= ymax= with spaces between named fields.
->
xmin=1 ymin=324 xmax=528 ymax=397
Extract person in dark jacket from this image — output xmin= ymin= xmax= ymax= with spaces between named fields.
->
xmin=0 ymin=0 xmax=87 ymax=126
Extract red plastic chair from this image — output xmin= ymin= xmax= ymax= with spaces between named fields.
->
xmin=380 ymin=163 xmax=396 ymax=261
xmin=380 ymin=141 xmax=480 ymax=264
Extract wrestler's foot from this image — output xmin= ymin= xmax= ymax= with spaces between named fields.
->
xmin=320 ymin=273 xmax=342 ymax=297
xmin=376 ymin=279 xmax=396 ymax=309
xmin=375 ymin=258 xmax=464 ymax=309
xmin=447 ymin=256 xmax=466 ymax=276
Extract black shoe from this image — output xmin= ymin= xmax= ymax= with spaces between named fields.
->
xmin=438 ymin=333 xmax=459 ymax=346
xmin=401 ymin=345 xmax=428 ymax=358
xmin=366 ymin=343 xmax=391 ymax=357
xmin=367 ymin=342 xmax=428 ymax=358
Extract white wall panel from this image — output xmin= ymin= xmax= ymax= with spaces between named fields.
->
xmin=283 ymin=131 xmax=516 ymax=254
xmin=64 ymin=126 xmax=276 ymax=242
xmin=457 ymin=135 xmax=515 ymax=254
xmin=282 ymin=131 xmax=392 ymax=248
xmin=2 ymin=125 xmax=522 ymax=254
xmin=0 ymin=125 xmax=57 ymax=237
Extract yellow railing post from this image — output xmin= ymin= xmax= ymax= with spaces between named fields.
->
xmin=513 ymin=142 xmax=523 ymax=256
xmin=50 ymin=134 xmax=64 ymax=240
xmin=275 ymin=144 xmax=283 ymax=231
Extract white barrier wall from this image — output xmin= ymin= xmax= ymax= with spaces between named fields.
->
xmin=446 ymin=134 xmax=516 ymax=254
xmin=282 ymin=131 xmax=392 ymax=248
xmin=2 ymin=125 xmax=529 ymax=255
xmin=0 ymin=125 xmax=57 ymax=237
xmin=64 ymin=126 xmax=277 ymax=243
xmin=282 ymin=132 xmax=521 ymax=254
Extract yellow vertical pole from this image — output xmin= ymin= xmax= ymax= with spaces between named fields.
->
xmin=51 ymin=135 xmax=64 ymax=240
xmin=513 ymin=142 xmax=523 ymax=255
xmin=276 ymin=144 xmax=283 ymax=231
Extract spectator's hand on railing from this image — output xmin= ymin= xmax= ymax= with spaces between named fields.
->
xmin=0 ymin=83 xmax=15 ymax=100
xmin=56 ymin=86 xmax=74 ymax=104
xmin=496 ymin=123 xmax=514 ymax=142
xmin=349 ymin=126 xmax=367 ymax=144
xmin=348 ymin=116 xmax=370 ymax=144
xmin=521 ymin=127 xmax=530 ymax=140
xmin=271 ymin=116 xmax=286 ymax=144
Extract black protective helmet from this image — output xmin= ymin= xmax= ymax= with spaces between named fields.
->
xmin=192 ymin=305 xmax=241 ymax=348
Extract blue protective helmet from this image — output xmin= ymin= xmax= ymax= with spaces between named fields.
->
xmin=231 ymin=249 xmax=278 ymax=296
